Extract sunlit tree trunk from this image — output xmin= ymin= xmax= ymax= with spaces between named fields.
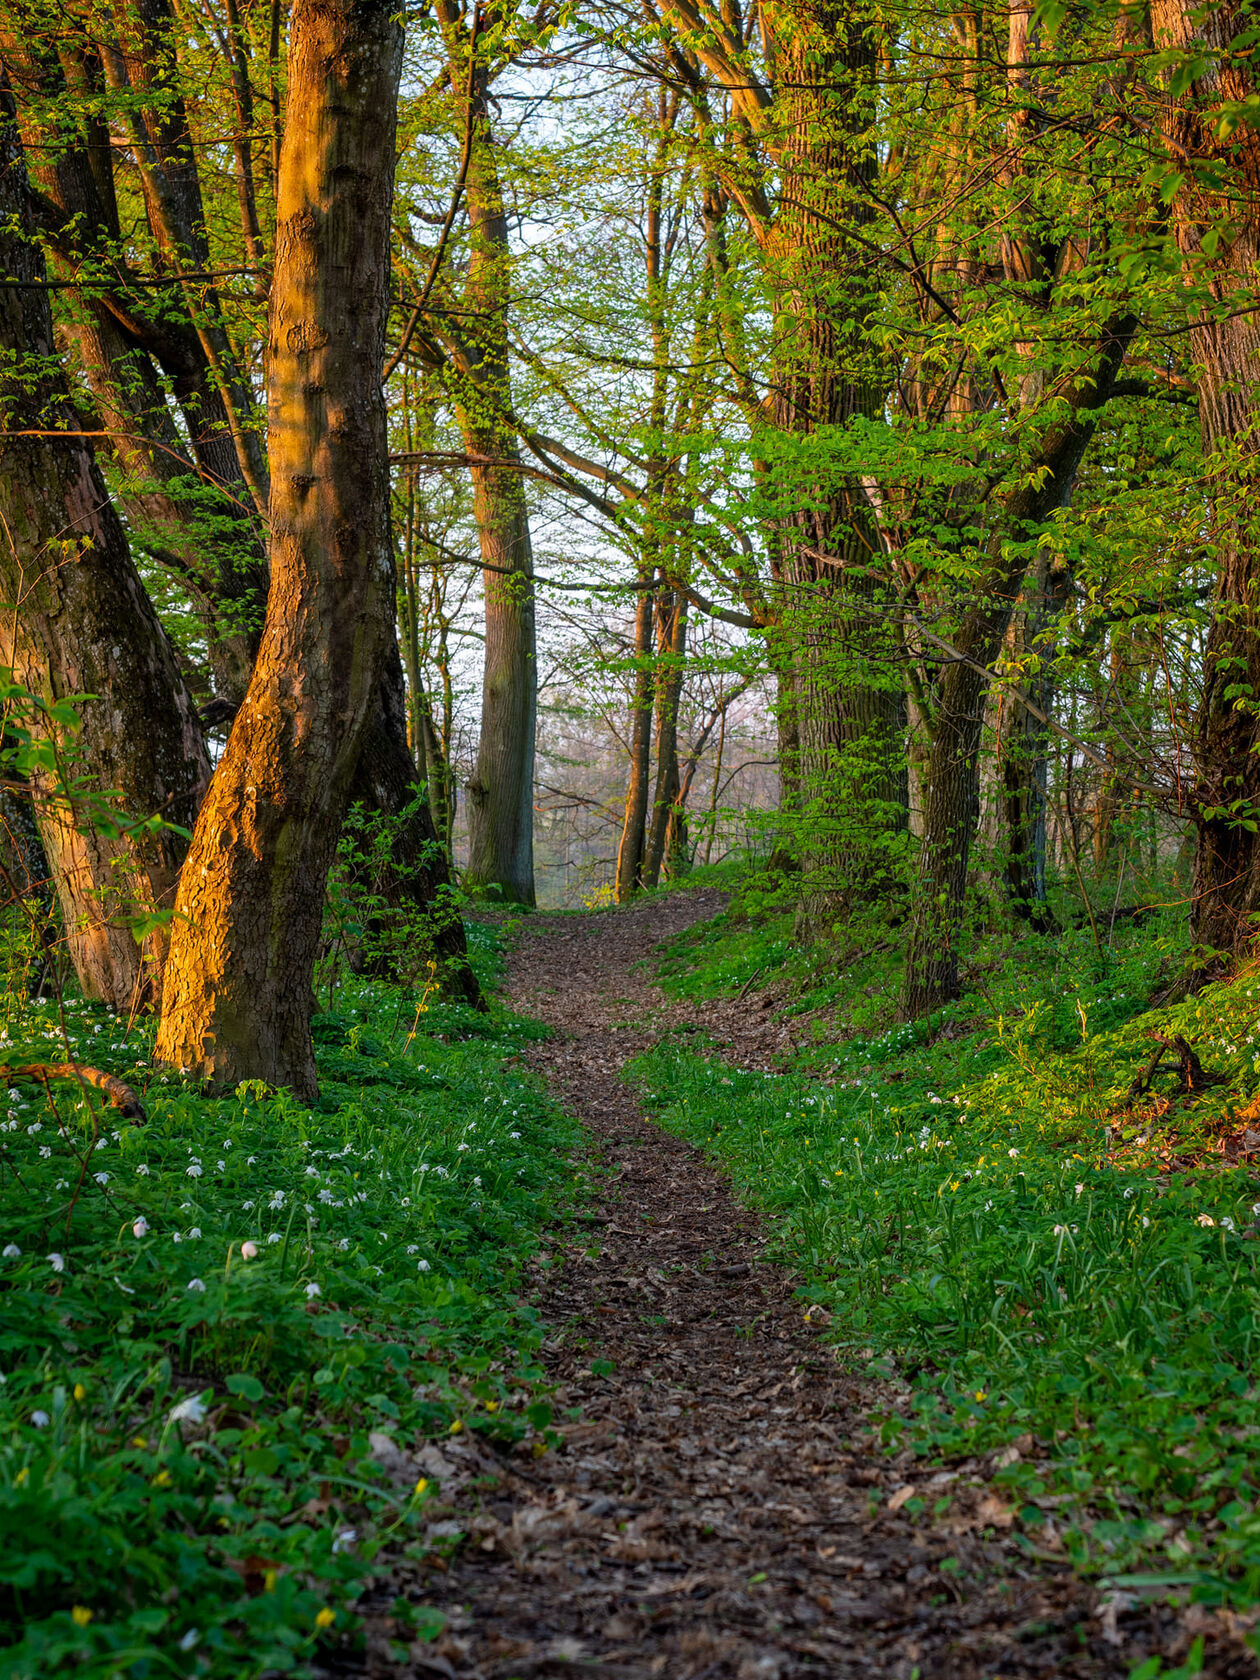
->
xmin=1150 ymin=0 xmax=1260 ymax=956
xmin=155 ymin=0 xmax=403 ymax=1097
xmin=764 ymin=0 xmax=905 ymax=925
xmin=0 ymin=91 xmax=210 ymax=1008
xmin=3 ymin=35 xmax=267 ymax=703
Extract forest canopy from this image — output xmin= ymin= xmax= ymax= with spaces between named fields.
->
xmin=0 ymin=0 xmax=1253 ymax=1090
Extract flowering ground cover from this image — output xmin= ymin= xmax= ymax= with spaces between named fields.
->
xmin=639 ymin=900 xmax=1260 ymax=1632
xmin=0 ymin=940 xmax=577 ymax=1678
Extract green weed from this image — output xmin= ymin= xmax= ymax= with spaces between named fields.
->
xmin=637 ymin=904 xmax=1260 ymax=1612
xmin=0 ymin=941 xmax=576 ymax=1677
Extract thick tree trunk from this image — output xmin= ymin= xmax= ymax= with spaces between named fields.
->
xmin=615 ymin=568 xmax=656 ymax=901
xmin=0 ymin=93 xmax=210 ymax=1008
xmin=1149 ymin=0 xmax=1260 ymax=955
xmin=765 ymin=0 xmax=905 ymax=924
xmin=154 ymin=0 xmax=403 ymax=1097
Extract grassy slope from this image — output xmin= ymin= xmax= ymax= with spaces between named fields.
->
xmin=0 ymin=924 xmax=577 ymax=1679
xmin=637 ymin=890 xmax=1260 ymax=1617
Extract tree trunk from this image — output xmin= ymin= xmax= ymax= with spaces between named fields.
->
xmin=901 ymin=324 xmax=1132 ymax=1015
xmin=461 ymin=444 xmax=537 ymax=905
xmin=0 ymin=91 xmax=211 ymax=1008
xmin=615 ymin=567 xmax=656 ymax=901
xmin=764 ymin=0 xmax=905 ymax=924
xmin=347 ymin=637 xmax=484 ymax=1009
xmin=154 ymin=0 xmax=403 ymax=1097
xmin=3 ymin=35 xmax=268 ymax=704
xmin=1000 ymin=558 xmax=1068 ymax=933
xmin=437 ymin=2 xmax=536 ymax=906
xmin=643 ymin=589 xmax=688 ymax=889
xmin=1149 ymin=0 xmax=1260 ymax=956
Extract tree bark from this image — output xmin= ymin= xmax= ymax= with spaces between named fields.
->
xmin=643 ymin=588 xmax=688 ymax=889
xmin=1000 ymin=558 xmax=1069 ymax=933
xmin=615 ymin=567 xmax=656 ymax=901
xmin=901 ymin=323 xmax=1133 ymax=1016
xmin=1149 ymin=0 xmax=1260 ymax=956
xmin=0 ymin=90 xmax=211 ymax=1008
xmin=154 ymin=0 xmax=403 ymax=1098
xmin=347 ymin=636 xmax=484 ymax=1009
xmin=437 ymin=2 xmax=536 ymax=906
xmin=3 ymin=34 xmax=268 ymax=704
xmin=764 ymin=0 xmax=905 ymax=924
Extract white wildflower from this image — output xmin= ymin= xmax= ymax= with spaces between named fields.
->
xmin=186 ymin=1277 xmax=206 ymax=1293
xmin=132 ymin=1218 xmax=149 ymax=1238
xmin=240 ymin=1240 xmax=258 ymax=1259
xmin=30 ymin=1410 xmax=49 ymax=1427
xmin=304 ymin=1282 xmax=321 ymax=1299
xmin=47 ymin=1252 xmax=64 ymax=1273
xmin=169 ymin=1395 xmax=207 ymax=1425
xmin=2 ymin=1243 xmax=18 ymax=1258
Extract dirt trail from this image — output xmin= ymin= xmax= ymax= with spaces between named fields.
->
xmin=352 ymin=892 xmax=1256 ymax=1680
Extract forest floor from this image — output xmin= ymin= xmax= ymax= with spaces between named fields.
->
xmin=346 ymin=890 xmax=1258 ymax=1680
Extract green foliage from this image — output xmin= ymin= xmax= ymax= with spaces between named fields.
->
xmin=638 ymin=903 xmax=1260 ymax=1613
xmin=0 ymin=953 xmax=577 ymax=1677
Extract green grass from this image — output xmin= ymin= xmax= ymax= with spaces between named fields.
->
xmin=0 ymin=925 xmax=577 ymax=1679
xmin=636 ymin=895 xmax=1260 ymax=1619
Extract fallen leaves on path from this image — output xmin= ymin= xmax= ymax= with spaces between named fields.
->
xmin=333 ymin=892 xmax=1258 ymax=1680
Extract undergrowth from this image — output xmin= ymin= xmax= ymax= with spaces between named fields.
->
xmin=0 ymin=925 xmax=576 ymax=1679
xmin=638 ymin=894 xmax=1260 ymax=1626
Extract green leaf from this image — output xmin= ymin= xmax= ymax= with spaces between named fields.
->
xmin=225 ymin=1373 xmax=265 ymax=1403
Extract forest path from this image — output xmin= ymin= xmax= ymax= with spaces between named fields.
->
xmin=355 ymin=891 xmax=1238 ymax=1680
